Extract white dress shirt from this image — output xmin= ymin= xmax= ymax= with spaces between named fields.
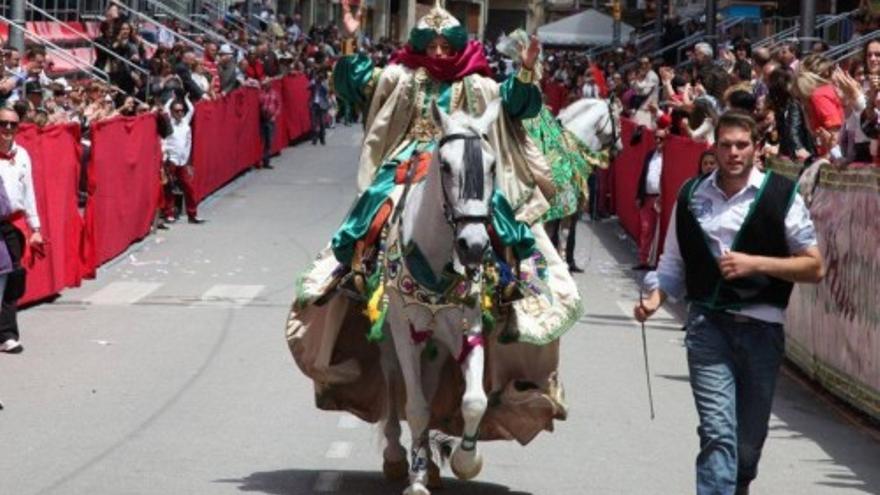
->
xmin=162 ymin=98 xmax=194 ymax=167
xmin=645 ymin=150 xmax=663 ymax=195
xmin=634 ymin=70 xmax=660 ymax=98
xmin=645 ymin=167 xmax=818 ymax=324
xmin=0 ymin=143 xmax=41 ymax=230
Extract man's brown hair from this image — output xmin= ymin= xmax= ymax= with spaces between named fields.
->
xmin=714 ymin=110 xmax=759 ymax=143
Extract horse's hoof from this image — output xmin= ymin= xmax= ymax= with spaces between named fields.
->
xmin=383 ymin=458 xmax=409 ymax=482
xmin=402 ymin=482 xmax=431 ymax=495
xmin=427 ymin=462 xmax=443 ymax=489
xmin=450 ymin=447 xmax=483 ymax=481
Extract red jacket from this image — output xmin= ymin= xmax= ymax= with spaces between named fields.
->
xmin=542 ymin=79 xmax=568 ymax=115
xmin=244 ymin=59 xmax=265 ymax=81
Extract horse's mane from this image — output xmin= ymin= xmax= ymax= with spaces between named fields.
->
xmin=440 ymin=111 xmax=487 ymax=201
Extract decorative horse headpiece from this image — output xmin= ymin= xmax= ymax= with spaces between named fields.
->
xmin=409 ymin=0 xmax=468 ymax=53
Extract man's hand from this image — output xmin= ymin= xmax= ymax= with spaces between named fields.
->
xmin=185 ymin=165 xmax=194 ymax=179
xmin=634 ymin=289 xmax=663 ymax=322
xmin=29 ymin=231 xmax=45 ymax=253
xmin=718 ymin=251 xmax=760 ymax=280
xmin=521 ymin=35 xmax=540 ymax=71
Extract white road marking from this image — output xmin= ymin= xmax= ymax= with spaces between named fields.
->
xmin=616 ymin=301 xmax=639 ymax=327
xmin=196 ymin=284 xmax=264 ymax=307
xmin=337 ymin=414 xmax=362 ymax=429
xmin=324 ymin=441 xmax=353 ymax=459
xmin=85 ymin=282 xmax=163 ymax=306
xmin=313 ymin=471 xmax=342 ymax=492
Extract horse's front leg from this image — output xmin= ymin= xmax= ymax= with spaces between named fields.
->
xmin=388 ymin=313 xmax=432 ymax=495
xmin=379 ymin=334 xmax=408 ymax=481
xmin=450 ymin=319 xmax=487 ymax=481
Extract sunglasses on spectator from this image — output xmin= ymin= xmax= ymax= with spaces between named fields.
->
xmin=0 ymin=120 xmax=19 ymax=129
xmin=171 ymin=107 xmax=185 ymax=113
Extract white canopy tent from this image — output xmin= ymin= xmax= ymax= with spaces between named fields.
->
xmin=537 ymin=9 xmax=635 ymax=46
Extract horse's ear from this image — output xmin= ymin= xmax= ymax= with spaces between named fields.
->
xmin=473 ymin=99 xmax=501 ymax=136
xmin=431 ymin=100 xmax=451 ymax=132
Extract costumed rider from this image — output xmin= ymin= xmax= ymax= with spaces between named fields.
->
xmin=497 ymin=29 xmax=611 ymax=274
xmin=285 ymin=0 xmax=583 ymax=445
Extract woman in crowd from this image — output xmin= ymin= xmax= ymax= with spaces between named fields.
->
xmin=697 ymin=149 xmax=718 ymax=175
xmin=768 ymin=67 xmax=815 ymax=163
xmin=795 ymin=54 xmax=844 ymax=160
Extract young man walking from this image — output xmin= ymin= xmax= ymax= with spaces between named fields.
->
xmin=634 ymin=111 xmax=825 ymax=495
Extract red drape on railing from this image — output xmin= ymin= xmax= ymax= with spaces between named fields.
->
xmin=12 ymin=123 xmax=87 ymax=304
xmin=84 ymin=114 xmax=162 ymax=267
xmin=659 ymin=136 xmax=710 ymax=251
xmin=7 ymin=75 xmax=312 ymax=307
xmin=613 ymin=119 xmax=654 ymax=239
xmin=192 ymin=87 xmax=262 ymax=202
xmin=282 ymin=74 xmax=312 ymax=141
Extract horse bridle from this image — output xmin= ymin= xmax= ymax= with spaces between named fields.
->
xmin=598 ymin=98 xmax=620 ymax=153
xmin=437 ymin=132 xmax=494 ymax=227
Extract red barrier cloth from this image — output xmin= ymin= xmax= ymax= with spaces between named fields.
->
xmin=85 ymin=114 xmax=162 ymax=266
xmin=192 ymin=87 xmax=262 ymax=202
xmin=11 ymin=124 xmax=86 ymax=304
xmin=271 ymin=78 xmax=290 ymax=154
xmin=659 ymin=136 xmax=710 ymax=254
xmin=612 ymin=119 xmax=654 ymax=239
xmin=541 ymin=79 xmax=569 ymax=116
xmin=282 ymin=74 xmax=313 ymax=140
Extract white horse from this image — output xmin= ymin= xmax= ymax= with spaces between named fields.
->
xmin=558 ymin=96 xmax=623 ymax=154
xmin=545 ymin=97 xmax=622 ymax=267
xmin=378 ymin=100 xmax=502 ymax=495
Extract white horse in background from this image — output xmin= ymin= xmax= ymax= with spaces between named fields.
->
xmin=378 ymin=100 xmax=502 ymax=495
xmin=545 ymin=97 xmax=622 ymax=269
xmin=558 ymin=96 xmax=623 ymax=154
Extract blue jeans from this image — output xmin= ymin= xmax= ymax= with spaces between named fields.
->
xmin=685 ymin=307 xmax=785 ymax=495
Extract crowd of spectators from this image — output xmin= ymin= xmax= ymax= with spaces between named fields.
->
xmin=0 ymin=0 xmax=413 ymax=226
xmin=2 ymin=3 xmax=880 ymax=197
xmin=529 ymin=8 xmax=880 ymax=171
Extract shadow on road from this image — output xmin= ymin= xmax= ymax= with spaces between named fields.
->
xmin=216 ymin=469 xmax=533 ymax=495
xmin=766 ymin=372 xmax=880 ymax=494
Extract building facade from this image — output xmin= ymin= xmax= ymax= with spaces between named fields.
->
xmin=290 ymin=0 xmax=487 ymax=43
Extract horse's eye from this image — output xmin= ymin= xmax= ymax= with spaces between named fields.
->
xmin=440 ymin=161 xmax=452 ymax=174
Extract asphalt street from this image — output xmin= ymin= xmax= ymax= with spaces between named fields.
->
xmin=0 ymin=125 xmax=878 ymax=495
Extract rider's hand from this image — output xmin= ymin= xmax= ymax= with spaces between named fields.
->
xmin=521 ymin=35 xmax=540 ymax=71
xmin=341 ymin=0 xmax=362 ymax=37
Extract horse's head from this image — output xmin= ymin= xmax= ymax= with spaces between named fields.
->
xmin=559 ymin=97 xmax=623 ymax=155
xmin=430 ymin=99 xmax=501 ymax=268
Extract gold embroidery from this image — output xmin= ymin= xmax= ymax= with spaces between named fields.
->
xmin=422 ymin=10 xmax=448 ymax=31
xmin=516 ymin=67 xmax=535 ymax=85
